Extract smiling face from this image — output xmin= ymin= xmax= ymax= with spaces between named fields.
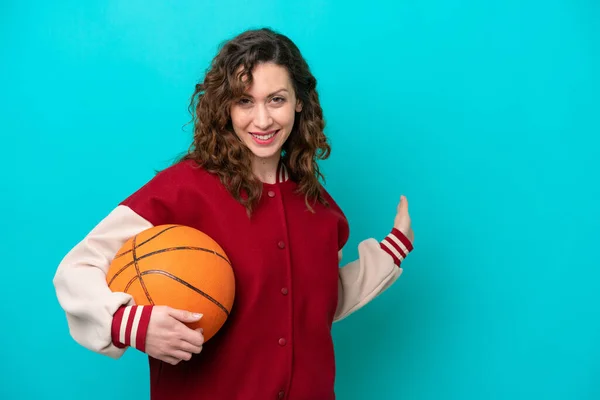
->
xmin=229 ymin=62 xmax=303 ymax=163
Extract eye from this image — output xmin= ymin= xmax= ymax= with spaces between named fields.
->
xmin=237 ymin=97 xmax=252 ymax=105
xmin=271 ymin=96 xmax=286 ymax=104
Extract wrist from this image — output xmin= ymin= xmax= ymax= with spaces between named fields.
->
xmin=380 ymin=228 xmax=414 ymax=266
xmin=111 ymin=305 xmax=153 ymax=352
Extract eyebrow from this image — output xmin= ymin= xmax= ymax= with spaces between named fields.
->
xmin=269 ymin=89 xmax=289 ymax=97
xmin=243 ymin=89 xmax=289 ymax=98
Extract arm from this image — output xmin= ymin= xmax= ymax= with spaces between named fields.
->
xmin=334 ymin=196 xmax=414 ymax=322
xmin=52 ymin=205 xmax=153 ymax=358
xmin=53 ymin=161 xmax=205 ymax=360
xmin=53 ymin=203 xmax=204 ymax=363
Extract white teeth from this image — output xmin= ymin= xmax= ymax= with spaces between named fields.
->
xmin=252 ymin=132 xmax=276 ymax=140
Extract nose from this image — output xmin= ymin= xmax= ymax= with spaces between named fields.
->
xmin=253 ymin=103 xmax=273 ymax=131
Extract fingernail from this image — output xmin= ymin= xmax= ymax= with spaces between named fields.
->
xmin=193 ymin=313 xmax=203 ymax=319
xmin=200 ymin=328 xmax=204 ymax=334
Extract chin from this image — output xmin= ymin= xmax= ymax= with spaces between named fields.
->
xmin=244 ymin=134 xmax=289 ymax=160
xmin=247 ymin=146 xmax=281 ymax=160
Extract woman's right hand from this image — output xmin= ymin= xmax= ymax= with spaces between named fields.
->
xmin=145 ymin=306 xmax=205 ymax=365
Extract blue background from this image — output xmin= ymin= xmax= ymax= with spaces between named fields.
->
xmin=2 ymin=1 xmax=599 ymax=399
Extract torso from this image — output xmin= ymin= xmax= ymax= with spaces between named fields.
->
xmin=122 ymin=160 xmax=348 ymax=399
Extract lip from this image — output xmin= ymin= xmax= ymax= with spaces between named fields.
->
xmin=249 ymin=129 xmax=279 ymax=145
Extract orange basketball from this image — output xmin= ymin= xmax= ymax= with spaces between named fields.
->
xmin=106 ymin=224 xmax=235 ymax=342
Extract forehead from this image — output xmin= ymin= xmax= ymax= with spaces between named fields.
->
xmin=241 ymin=62 xmax=293 ymax=96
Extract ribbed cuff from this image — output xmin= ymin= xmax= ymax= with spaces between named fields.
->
xmin=380 ymin=228 xmax=414 ymax=266
xmin=111 ymin=305 xmax=153 ymax=352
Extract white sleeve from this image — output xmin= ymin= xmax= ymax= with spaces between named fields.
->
xmin=334 ymin=229 xmax=413 ymax=322
xmin=52 ymin=205 xmax=153 ymax=358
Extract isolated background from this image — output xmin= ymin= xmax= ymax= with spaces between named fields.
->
xmin=2 ymin=0 xmax=599 ymax=399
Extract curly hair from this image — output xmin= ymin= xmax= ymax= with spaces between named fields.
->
xmin=181 ymin=28 xmax=331 ymax=216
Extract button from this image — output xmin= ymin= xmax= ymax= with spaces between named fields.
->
xmin=281 ymin=287 xmax=288 ymax=295
xmin=278 ymin=338 xmax=287 ymax=346
xmin=268 ymin=190 xmax=275 ymax=198
xmin=277 ymin=241 xmax=285 ymax=249
xmin=278 ymin=390 xmax=285 ymax=399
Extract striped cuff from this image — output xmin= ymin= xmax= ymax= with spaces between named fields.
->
xmin=111 ymin=305 xmax=153 ymax=352
xmin=380 ymin=228 xmax=414 ymax=267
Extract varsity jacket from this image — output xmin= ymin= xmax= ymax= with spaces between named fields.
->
xmin=53 ymin=159 xmax=413 ymax=399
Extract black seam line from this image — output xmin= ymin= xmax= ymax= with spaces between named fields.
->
xmin=124 ymin=270 xmax=230 ymax=317
xmin=114 ymin=225 xmax=180 ymax=259
xmin=108 ymin=246 xmax=231 ymax=286
xmin=132 ymin=235 xmax=154 ymax=305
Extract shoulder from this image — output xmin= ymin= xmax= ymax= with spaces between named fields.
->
xmin=119 ymin=159 xmax=221 ymax=226
xmin=318 ymin=184 xmax=350 ymax=249
xmin=318 ymin=185 xmax=345 ymax=217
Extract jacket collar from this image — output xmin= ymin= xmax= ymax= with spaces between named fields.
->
xmin=276 ymin=162 xmax=289 ymax=183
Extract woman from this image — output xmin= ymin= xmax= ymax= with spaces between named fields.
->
xmin=53 ymin=28 xmax=414 ymax=400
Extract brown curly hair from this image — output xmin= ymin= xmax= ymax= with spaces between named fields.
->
xmin=180 ymin=28 xmax=331 ymax=216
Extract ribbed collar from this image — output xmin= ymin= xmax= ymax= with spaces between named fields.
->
xmin=276 ymin=162 xmax=289 ymax=183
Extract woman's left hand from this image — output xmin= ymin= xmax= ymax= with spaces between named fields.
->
xmin=394 ymin=195 xmax=414 ymax=244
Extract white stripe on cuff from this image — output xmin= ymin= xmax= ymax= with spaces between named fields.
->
xmin=130 ymin=306 xmax=143 ymax=348
xmin=387 ymin=233 xmax=410 ymax=256
xmin=381 ymin=238 xmax=405 ymax=262
xmin=119 ymin=306 xmax=132 ymax=345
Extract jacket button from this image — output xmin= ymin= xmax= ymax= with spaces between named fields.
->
xmin=268 ymin=190 xmax=275 ymax=198
xmin=277 ymin=241 xmax=285 ymax=249
xmin=278 ymin=338 xmax=287 ymax=346
xmin=281 ymin=287 xmax=288 ymax=295
xmin=278 ymin=390 xmax=285 ymax=399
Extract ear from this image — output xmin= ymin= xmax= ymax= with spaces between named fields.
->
xmin=295 ymin=100 xmax=303 ymax=113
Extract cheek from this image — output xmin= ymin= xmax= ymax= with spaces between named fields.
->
xmin=230 ymin=109 xmax=249 ymax=131
xmin=276 ymin=107 xmax=296 ymax=129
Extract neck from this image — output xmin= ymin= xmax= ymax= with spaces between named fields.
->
xmin=252 ymin=154 xmax=280 ymax=184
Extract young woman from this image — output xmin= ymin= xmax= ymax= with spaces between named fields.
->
xmin=53 ymin=28 xmax=414 ymax=400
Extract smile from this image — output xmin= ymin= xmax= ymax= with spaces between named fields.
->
xmin=249 ymin=130 xmax=279 ymax=144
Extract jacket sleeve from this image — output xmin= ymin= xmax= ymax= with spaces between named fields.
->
xmin=52 ymin=205 xmax=154 ymax=358
xmin=334 ymin=228 xmax=413 ymax=322
xmin=52 ymin=162 xmax=195 ymax=358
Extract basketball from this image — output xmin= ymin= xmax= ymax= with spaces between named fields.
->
xmin=106 ymin=224 xmax=235 ymax=342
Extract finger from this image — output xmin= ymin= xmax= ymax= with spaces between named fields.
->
xmin=170 ymin=350 xmax=193 ymax=362
xmin=161 ymin=355 xmax=181 ymax=366
xmin=180 ymin=327 xmax=205 ymax=347
xmin=177 ymin=340 xmax=203 ymax=354
xmin=398 ymin=195 xmax=409 ymax=215
xmin=168 ymin=308 xmax=203 ymax=323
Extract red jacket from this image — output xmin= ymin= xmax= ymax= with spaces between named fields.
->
xmin=53 ymin=160 xmax=413 ymax=400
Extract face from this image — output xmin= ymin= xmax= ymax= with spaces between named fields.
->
xmin=230 ymin=62 xmax=302 ymax=162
